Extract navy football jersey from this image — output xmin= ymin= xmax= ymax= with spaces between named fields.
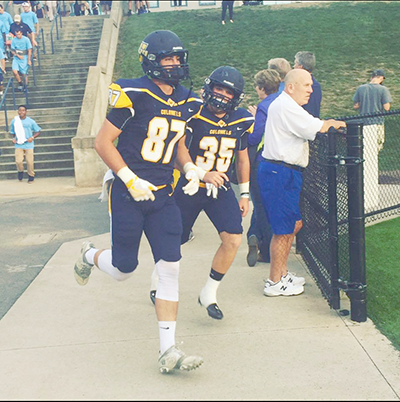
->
xmin=106 ymin=75 xmax=202 ymax=186
xmin=186 ymin=105 xmax=254 ymax=179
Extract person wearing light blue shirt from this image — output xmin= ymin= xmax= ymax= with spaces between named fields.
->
xmin=10 ymin=104 xmax=41 ymax=183
xmin=20 ymin=2 xmax=38 ymax=58
xmin=11 ymin=29 xmax=31 ymax=89
xmin=0 ymin=5 xmax=13 ymax=33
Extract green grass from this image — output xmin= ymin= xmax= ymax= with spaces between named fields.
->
xmin=366 ymin=217 xmax=400 ymax=350
xmin=114 ymin=1 xmax=400 ymax=118
xmin=112 ymin=1 xmax=400 ymax=348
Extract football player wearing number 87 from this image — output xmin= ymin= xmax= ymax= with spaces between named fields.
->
xmin=73 ymin=30 xmax=226 ymax=374
xmin=151 ymin=66 xmax=254 ymax=320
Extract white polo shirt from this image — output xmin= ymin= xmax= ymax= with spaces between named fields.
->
xmin=261 ymin=91 xmax=324 ymax=168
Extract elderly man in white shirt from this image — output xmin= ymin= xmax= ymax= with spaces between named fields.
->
xmin=258 ymin=68 xmax=346 ymax=297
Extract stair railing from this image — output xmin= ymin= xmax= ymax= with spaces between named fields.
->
xmin=50 ymin=11 xmax=63 ymax=54
xmin=37 ymin=27 xmax=46 ymax=55
xmin=0 ymin=78 xmax=18 ymax=132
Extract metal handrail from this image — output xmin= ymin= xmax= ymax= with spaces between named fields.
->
xmin=37 ymin=27 xmax=46 ymax=55
xmin=50 ymin=12 xmax=63 ymax=54
xmin=0 ymin=78 xmax=18 ymax=132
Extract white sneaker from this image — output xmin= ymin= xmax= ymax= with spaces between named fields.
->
xmin=282 ymin=271 xmax=305 ymax=287
xmin=158 ymin=345 xmax=203 ymax=374
xmin=264 ymin=279 xmax=304 ymax=297
xmin=74 ymin=241 xmax=95 ymax=286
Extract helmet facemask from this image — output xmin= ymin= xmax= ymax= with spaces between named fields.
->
xmin=202 ymin=66 xmax=245 ymax=112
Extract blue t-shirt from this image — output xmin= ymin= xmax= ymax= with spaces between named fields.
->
xmin=0 ymin=11 xmax=13 ymax=33
xmin=20 ymin=10 xmax=38 ymax=33
xmin=10 ymin=116 xmax=41 ymax=149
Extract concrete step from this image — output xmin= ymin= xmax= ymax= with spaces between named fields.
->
xmin=0 ymin=149 xmax=73 ymax=164
xmin=0 ymin=141 xmax=74 ymax=156
xmin=0 ymin=166 xmax=74 ymax=180
xmin=0 ymin=106 xmax=81 ymax=119
xmin=0 ymin=157 xmax=74 ymax=172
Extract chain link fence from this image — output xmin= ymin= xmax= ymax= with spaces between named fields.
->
xmin=297 ymin=110 xmax=400 ymax=319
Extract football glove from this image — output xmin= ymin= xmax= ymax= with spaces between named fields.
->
xmin=182 ymin=162 xmax=207 ymax=196
xmin=117 ymin=166 xmax=158 ymax=202
xmin=206 ymin=183 xmax=218 ymax=199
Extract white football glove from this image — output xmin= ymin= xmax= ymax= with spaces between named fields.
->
xmin=117 ymin=166 xmax=158 ymax=202
xmin=182 ymin=162 xmax=207 ymax=196
xmin=206 ymin=183 xmax=219 ymax=199
xmin=183 ymin=169 xmax=199 ymax=196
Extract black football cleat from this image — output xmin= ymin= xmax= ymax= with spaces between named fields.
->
xmin=198 ymin=297 xmax=223 ymax=320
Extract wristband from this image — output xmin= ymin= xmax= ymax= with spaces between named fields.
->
xmin=117 ymin=166 xmax=137 ymax=186
xmin=183 ymin=162 xmax=206 ymax=181
xmin=239 ymin=181 xmax=250 ymax=198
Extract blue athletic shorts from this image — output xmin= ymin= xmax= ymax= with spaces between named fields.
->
xmin=110 ymin=178 xmax=182 ymax=273
xmin=174 ymin=177 xmax=243 ymax=244
xmin=257 ymin=160 xmax=303 ymax=235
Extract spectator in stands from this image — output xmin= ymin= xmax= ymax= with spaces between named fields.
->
xmin=92 ymin=1 xmax=100 ymax=15
xmin=45 ymin=1 xmax=58 ymax=21
xmin=294 ymin=51 xmax=322 ymax=118
xmin=7 ymin=1 xmax=25 ymax=18
xmin=136 ymin=1 xmax=150 ymax=14
xmin=258 ymin=69 xmax=346 ymax=297
xmin=35 ymin=1 xmax=45 ymax=18
xmin=10 ymin=104 xmax=41 ymax=183
xmin=173 ymin=0 xmax=182 ymax=10
xmin=11 ymin=27 xmax=31 ymax=90
xmin=221 ymin=0 xmax=234 ymax=24
xmin=267 ymin=57 xmax=292 ymax=94
xmin=20 ymin=2 xmax=38 ymax=59
xmin=100 ymin=1 xmax=111 ymax=15
xmin=246 ymin=69 xmax=280 ymax=267
xmin=0 ymin=5 xmax=14 ymax=34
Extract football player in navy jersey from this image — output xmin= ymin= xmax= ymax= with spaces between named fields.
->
xmin=153 ymin=66 xmax=253 ymax=320
xmin=73 ymin=30 xmax=226 ymax=374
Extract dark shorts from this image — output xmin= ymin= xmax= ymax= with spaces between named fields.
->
xmin=257 ymin=160 xmax=303 ymax=235
xmin=110 ymin=178 xmax=182 ymax=272
xmin=174 ymin=177 xmax=243 ymax=244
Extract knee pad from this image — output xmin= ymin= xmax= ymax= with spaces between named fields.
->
xmin=98 ymin=250 xmax=133 ymax=282
xmin=155 ymin=259 xmax=179 ymax=302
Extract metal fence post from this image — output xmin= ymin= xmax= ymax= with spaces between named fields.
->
xmin=346 ymin=121 xmax=367 ymax=322
xmin=327 ymin=129 xmax=340 ymax=309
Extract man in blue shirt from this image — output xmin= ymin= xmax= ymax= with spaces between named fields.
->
xmin=294 ymin=51 xmax=322 ymax=118
xmin=11 ymin=28 xmax=31 ymax=90
xmin=0 ymin=5 xmax=13 ymax=34
xmin=20 ymin=2 xmax=38 ymax=58
xmin=10 ymin=104 xmax=41 ymax=183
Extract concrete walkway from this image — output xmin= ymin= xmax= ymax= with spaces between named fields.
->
xmin=0 ymin=178 xmax=400 ymax=400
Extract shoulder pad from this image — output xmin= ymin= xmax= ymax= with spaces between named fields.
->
xmin=108 ymin=83 xmax=133 ymax=109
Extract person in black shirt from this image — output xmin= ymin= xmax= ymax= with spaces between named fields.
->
xmin=10 ymin=14 xmax=32 ymax=38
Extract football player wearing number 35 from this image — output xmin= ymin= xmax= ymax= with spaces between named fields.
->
xmin=73 ymin=30 xmax=226 ymax=374
xmin=151 ymin=66 xmax=254 ymax=321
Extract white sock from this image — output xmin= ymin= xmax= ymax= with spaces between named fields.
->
xmin=158 ymin=321 xmax=176 ymax=355
xmin=84 ymin=248 xmax=97 ymax=265
xmin=200 ymin=276 xmax=221 ymax=306
xmin=97 ymin=249 xmax=133 ymax=281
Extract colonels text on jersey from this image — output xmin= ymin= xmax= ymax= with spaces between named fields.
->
xmin=106 ymin=76 xmax=202 ymax=186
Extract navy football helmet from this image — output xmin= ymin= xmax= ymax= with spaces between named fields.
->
xmin=202 ymin=66 xmax=245 ymax=112
xmin=138 ymin=30 xmax=190 ymax=84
